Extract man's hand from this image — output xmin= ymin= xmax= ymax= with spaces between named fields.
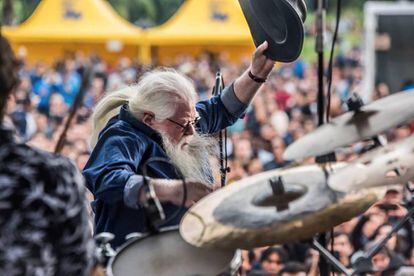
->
xmin=233 ymin=41 xmax=275 ymax=104
xmin=172 ymin=179 xmax=216 ymax=207
xmin=148 ymin=179 xmax=215 ymax=208
xmin=250 ymin=41 xmax=275 ymax=79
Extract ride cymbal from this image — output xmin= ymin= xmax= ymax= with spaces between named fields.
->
xmin=180 ymin=164 xmax=383 ymax=250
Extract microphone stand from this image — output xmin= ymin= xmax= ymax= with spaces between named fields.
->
xmin=212 ymin=70 xmax=230 ymax=187
xmin=315 ymin=0 xmax=326 ymax=128
xmin=314 ymin=1 xmax=338 ymax=275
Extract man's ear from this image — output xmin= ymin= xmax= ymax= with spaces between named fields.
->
xmin=142 ymin=112 xmax=154 ymax=126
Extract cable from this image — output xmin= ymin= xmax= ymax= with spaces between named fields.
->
xmin=326 ymin=0 xmax=342 ymax=123
xmin=142 ymin=157 xmax=187 ymax=226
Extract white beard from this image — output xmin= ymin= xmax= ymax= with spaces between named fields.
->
xmin=161 ymin=132 xmax=219 ymax=185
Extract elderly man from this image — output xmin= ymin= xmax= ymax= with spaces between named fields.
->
xmin=83 ymin=42 xmax=275 ymax=248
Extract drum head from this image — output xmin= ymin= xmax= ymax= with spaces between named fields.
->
xmin=108 ymin=228 xmax=236 ymax=276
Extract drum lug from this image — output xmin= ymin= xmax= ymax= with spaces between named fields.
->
xmin=125 ymin=232 xmax=144 ymax=241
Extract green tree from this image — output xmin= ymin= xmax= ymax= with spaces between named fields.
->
xmin=108 ymin=0 xmax=183 ymax=27
xmin=2 ymin=0 xmax=13 ymax=25
xmin=0 ymin=0 xmax=39 ymax=25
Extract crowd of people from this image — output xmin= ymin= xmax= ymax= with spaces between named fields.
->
xmin=4 ymin=36 xmax=414 ymax=274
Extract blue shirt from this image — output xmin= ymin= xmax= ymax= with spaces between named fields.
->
xmin=83 ymin=84 xmax=246 ymax=248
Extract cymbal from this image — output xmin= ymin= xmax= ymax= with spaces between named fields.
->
xmin=283 ymin=90 xmax=414 ymax=161
xmin=180 ymin=164 xmax=384 ymax=250
xmin=329 ymin=136 xmax=414 ymax=193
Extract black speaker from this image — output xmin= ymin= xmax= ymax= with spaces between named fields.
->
xmin=375 ymin=14 xmax=414 ymax=92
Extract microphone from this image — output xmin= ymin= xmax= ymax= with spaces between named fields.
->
xmin=212 ymin=70 xmax=223 ymax=96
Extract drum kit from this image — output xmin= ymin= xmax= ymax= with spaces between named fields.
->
xmin=99 ymin=89 xmax=414 ymax=275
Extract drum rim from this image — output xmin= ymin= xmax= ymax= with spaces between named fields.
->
xmin=106 ymin=225 xmax=179 ymax=276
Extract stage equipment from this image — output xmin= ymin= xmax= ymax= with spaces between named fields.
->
xmin=329 ymin=136 xmax=414 ymax=193
xmin=107 ymin=227 xmax=240 ymax=276
xmin=180 ymin=164 xmax=385 ymax=250
xmin=95 ymin=232 xmax=116 ymax=267
xmin=283 ymin=89 xmax=414 ymax=161
xmin=212 ymin=70 xmax=230 ymax=187
xmin=238 ymin=0 xmax=307 ymax=62
xmin=54 ymin=68 xmax=92 ymax=153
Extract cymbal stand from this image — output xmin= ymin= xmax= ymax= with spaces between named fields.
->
xmin=351 ymin=184 xmax=414 ymax=275
xmin=312 ymin=238 xmax=351 ymax=276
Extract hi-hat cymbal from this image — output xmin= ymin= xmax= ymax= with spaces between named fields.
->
xmin=283 ymin=90 xmax=414 ymax=161
xmin=329 ymin=136 xmax=414 ymax=193
xmin=180 ymin=164 xmax=384 ymax=250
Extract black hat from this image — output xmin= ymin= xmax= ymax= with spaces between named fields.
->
xmin=239 ymin=0 xmax=307 ymax=62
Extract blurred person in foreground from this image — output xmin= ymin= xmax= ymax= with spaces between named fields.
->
xmin=83 ymin=42 xmax=275 ymax=248
xmin=0 ymin=36 xmax=96 ymax=275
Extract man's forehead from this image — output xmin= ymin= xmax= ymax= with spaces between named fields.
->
xmin=174 ymin=101 xmax=197 ymax=118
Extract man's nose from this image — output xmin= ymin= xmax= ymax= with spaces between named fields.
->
xmin=184 ymin=124 xmax=195 ymax=136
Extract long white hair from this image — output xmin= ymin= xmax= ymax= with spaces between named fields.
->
xmin=90 ymin=69 xmax=198 ymax=148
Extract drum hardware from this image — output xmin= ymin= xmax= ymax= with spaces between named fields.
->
xmin=95 ymin=232 xmax=116 ymax=267
xmin=268 ymin=176 xmax=303 ymax=211
xmin=346 ymin=92 xmax=365 ymax=112
xmin=124 ymin=232 xmax=144 ymax=241
xmin=312 ymin=237 xmax=351 ymax=276
xmin=347 ymin=92 xmax=387 ymax=154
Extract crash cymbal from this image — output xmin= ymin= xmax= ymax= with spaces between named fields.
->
xmin=329 ymin=136 xmax=414 ymax=193
xmin=180 ymin=164 xmax=384 ymax=250
xmin=283 ymin=90 xmax=414 ymax=161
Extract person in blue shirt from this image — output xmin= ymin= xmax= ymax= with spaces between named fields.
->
xmin=83 ymin=42 xmax=275 ymax=248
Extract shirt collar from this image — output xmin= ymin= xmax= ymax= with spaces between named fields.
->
xmin=118 ymin=104 xmax=163 ymax=145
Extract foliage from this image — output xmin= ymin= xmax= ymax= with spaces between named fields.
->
xmin=0 ymin=0 xmax=39 ymax=24
xmin=0 ymin=0 xmax=397 ymax=27
xmin=107 ymin=0 xmax=184 ymax=27
xmin=0 ymin=0 xmax=184 ymax=26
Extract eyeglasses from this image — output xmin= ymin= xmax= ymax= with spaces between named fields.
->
xmin=167 ymin=116 xmax=200 ymax=133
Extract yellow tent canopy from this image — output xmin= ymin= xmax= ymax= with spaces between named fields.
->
xmin=145 ymin=0 xmax=255 ymax=64
xmin=3 ymin=0 xmax=142 ymax=64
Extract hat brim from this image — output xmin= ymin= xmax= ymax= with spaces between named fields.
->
xmin=239 ymin=0 xmax=305 ymax=62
